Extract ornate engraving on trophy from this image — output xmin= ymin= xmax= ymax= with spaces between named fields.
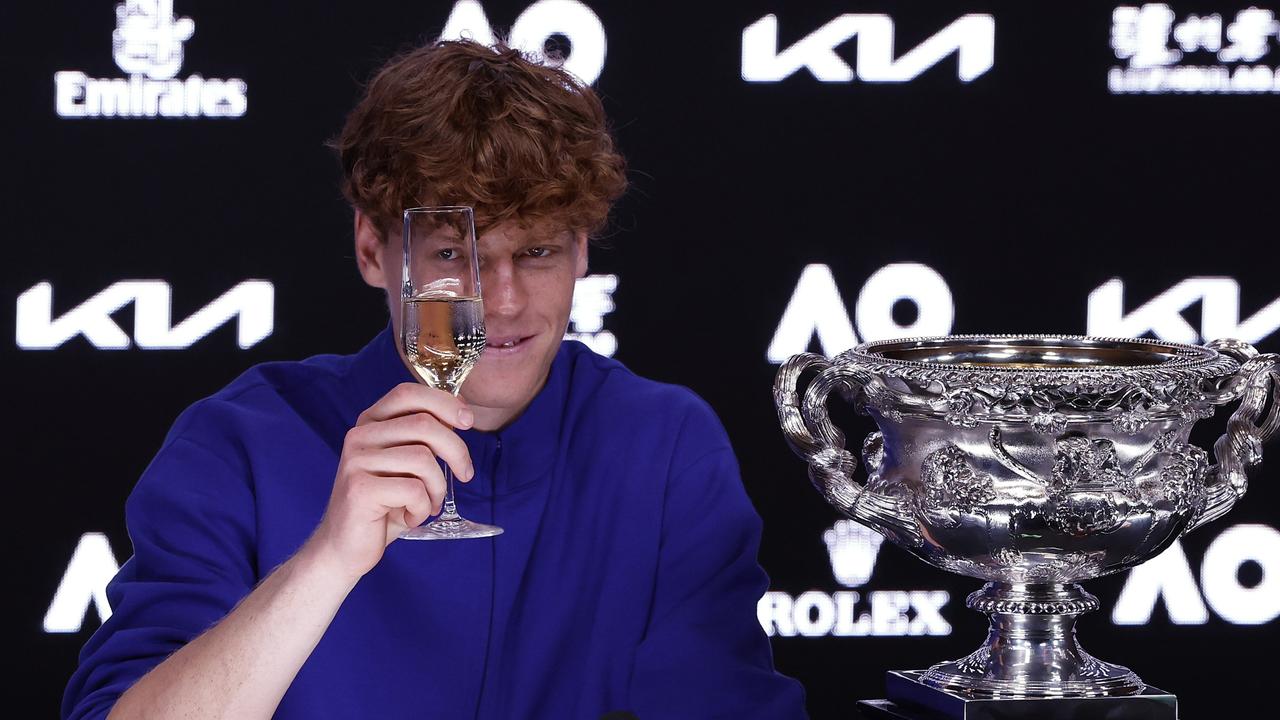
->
xmin=1046 ymin=436 xmax=1128 ymax=535
xmin=920 ymin=445 xmax=995 ymax=528
xmin=1152 ymin=446 xmax=1210 ymax=512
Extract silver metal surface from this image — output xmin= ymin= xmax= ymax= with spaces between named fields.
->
xmin=864 ymin=671 xmax=1178 ymax=719
xmin=775 ymin=334 xmax=1280 ymax=699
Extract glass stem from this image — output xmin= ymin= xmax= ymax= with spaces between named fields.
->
xmin=439 ymin=465 xmax=461 ymax=521
xmin=438 ymin=383 xmax=463 ymax=522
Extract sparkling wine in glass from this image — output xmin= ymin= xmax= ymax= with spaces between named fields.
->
xmin=399 ymin=206 xmax=503 ymax=540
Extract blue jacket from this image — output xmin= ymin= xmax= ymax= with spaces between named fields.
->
xmin=63 ymin=324 xmax=808 ymax=719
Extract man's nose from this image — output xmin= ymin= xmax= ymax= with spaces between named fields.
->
xmin=482 ymin=260 xmax=524 ymax=317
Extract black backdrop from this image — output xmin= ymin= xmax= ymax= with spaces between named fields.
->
xmin=9 ymin=1 xmax=1280 ymax=717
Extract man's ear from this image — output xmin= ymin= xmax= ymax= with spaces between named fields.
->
xmin=574 ymin=229 xmax=589 ymax=279
xmin=354 ymin=210 xmax=389 ymax=288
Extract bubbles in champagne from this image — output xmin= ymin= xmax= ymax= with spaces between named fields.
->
xmin=404 ymin=292 xmax=485 ymax=392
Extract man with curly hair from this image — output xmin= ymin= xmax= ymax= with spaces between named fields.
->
xmin=63 ymin=39 xmax=807 ymax=720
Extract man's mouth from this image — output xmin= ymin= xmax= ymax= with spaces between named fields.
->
xmin=485 ymin=334 xmax=533 ymax=353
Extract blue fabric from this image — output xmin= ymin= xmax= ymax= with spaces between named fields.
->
xmin=63 ymin=323 xmax=807 ymax=719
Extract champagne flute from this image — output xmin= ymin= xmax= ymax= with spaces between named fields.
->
xmin=398 ymin=206 xmax=503 ymax=540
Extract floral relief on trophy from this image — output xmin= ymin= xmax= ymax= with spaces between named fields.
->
xmin=919 ymin=444 xmax=996 ymax=527
xmin=1135 ymin=445 xmax=1210 ymax=517
xmin=942 ymin=388 xmax=980 ymax=428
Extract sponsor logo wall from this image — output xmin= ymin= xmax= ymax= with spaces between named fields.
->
xmin=1109 ymin=4 xmax=1280 ymax=93
xmin=8 ymin=2 xmax=1277 ymax=717
xmin=55 ymin=0 xmax=248 ymax=118
xmin=741 ymin=13 xmax=995 ymax=83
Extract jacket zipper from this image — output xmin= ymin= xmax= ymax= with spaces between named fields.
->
xmin=474 ymin=435 xmax=503 ymax=720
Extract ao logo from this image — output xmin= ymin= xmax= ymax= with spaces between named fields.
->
xmin=1114 ymin=525 xmax=1280 ymax=626
xmin=757 ymin=520 xmax=951 ymax=638
xmin=766 ymin=263 xmax=955 ymax=363
xmin=15 ymin=280 xmax=274 ymax=350
xmin=44 ymin=534 xmax=118 ymax=633
xmin=742 ymin=13 xmax=995 ymax=83
xmin=1088 ymin=277 xmax=1280 ymax=345
xmin=440 ymin=0 xmax=606 ymax=84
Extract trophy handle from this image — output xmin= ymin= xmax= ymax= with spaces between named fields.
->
xmin=774 ymin=354 xmax=923 ymax=547
xmin=1186 ymin=339 xmax=1280 ymax=533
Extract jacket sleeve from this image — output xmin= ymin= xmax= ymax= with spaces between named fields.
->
xmin=62 ymin=404 xmax=258 ymax=720
xmin=627 ymin=400 xmax=808 ymax=719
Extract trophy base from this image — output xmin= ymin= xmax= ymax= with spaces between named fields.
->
xmin=854 ymin=671 xmax=1178 ymax=720
xmin=923 ymin=582 xmax=1145 ymax=698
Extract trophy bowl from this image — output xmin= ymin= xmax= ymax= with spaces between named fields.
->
xmin=775 ymin=335 xmax=1280 ymax=699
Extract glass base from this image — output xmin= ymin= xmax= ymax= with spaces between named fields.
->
xmin=399 ymin=517 xmax=504 ymax=540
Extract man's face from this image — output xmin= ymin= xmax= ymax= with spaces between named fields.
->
xmin=358 ymin=212 xmax=588 ymax=429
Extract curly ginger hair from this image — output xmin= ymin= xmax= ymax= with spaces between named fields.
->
xmin=331 ymin=39 xmax=628 ymax=239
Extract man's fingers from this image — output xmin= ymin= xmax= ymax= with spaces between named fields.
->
xmin=401 ymin=493 xmax=437 ymax=528
xmin=357 ymin=382 xmax=474 ymax=429
xmin=360 ymin=475 xmax=437 ymax=521
xmin=351 ymin=446 xmax=451 ymax=498
xmin=347 ymin=420 xmax=474 ymax=481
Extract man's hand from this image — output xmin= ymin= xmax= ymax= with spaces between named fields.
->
xmin=304 ymin=382 xmax=476 ymax=581
xmin=104 ymin=382 xmax=475 ymax=720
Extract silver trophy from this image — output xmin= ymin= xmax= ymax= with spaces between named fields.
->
xmin=775 ymin=336 xmax=1279 ymax=717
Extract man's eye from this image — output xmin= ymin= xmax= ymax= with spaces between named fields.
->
xmin=437 ymin=249 xmax=457 ymax=260
xmin=526 ymin=247 xmax=550 ymax=258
